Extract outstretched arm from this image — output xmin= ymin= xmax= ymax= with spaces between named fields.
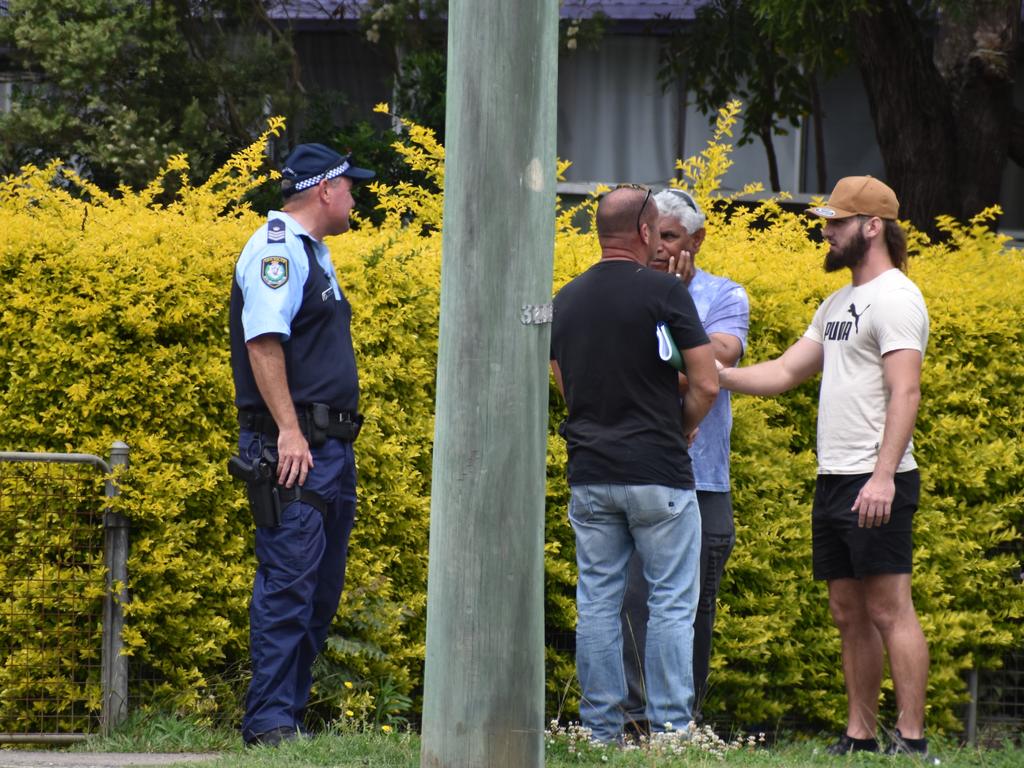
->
xmin=718 ymin=336 xmax=823 ymax=395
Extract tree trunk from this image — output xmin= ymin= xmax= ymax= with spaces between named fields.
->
xmin=809 ymin=73 xmax=827 ymax=193
xmin=851 ymin=0 xmax=960 ymax=231
xmin=1010 ymin=107 xmax=1024 ymax=167
xmin=759 ymin=126 xmax=781 ymax=192
xmin=852 ymin=0 xmax=1019 ymax=231
xmin=935 ymin=0 xmax=1020 ymax=222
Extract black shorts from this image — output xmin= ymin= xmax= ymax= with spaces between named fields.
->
xmin=811 ymin=470 xmax=920 ymax=581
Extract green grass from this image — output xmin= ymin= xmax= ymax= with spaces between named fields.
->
xmin=71 ymin=711 xmax=239 ymax=754
xmin=63 ymin=714 xmax=1024 ymax=767
xmin=543 ymin=738 xmax=1024 ymax=767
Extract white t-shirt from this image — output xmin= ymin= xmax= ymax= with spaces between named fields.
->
xmin=804 ymin=268 xmax=929 ymax=474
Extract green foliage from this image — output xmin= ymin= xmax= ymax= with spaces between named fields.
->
xmin=77 ymin=719 xmax=1024 ymax=767
xmin=660 ymin=0 xmax=852 ymax=190
xmin=358 ymin=1 xmax=448 ymax=138
xmin=301 ymin=117 xmax=441 ymax=227
xmin=0 ymin=0 xmax=302 ymax=189
xmin=76 ymin=709 xmax=240 ymax=753
xmin=560 ymin=12 xmax=608 ymax=53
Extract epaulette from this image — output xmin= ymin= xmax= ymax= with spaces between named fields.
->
xmin=267 ymin=218 xmax=286 ymax=244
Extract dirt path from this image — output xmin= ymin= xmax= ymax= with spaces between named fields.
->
xmin=0 ymin=753 xmax=219 ymax=768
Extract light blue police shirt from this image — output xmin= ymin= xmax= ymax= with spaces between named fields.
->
xmin=688 ymin=268 xmax=750 ymax=492
xmin=234 ymin=210 xmax=342 ymax=342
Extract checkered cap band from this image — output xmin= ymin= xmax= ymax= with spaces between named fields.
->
xmin=292 ymin=160 xmax=351 ymax=192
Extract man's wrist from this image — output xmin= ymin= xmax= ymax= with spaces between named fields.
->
xmin=871 ymin=466 xmax=897 ymax=481
xmin=268 ymin=408 xmax=302 ymax=436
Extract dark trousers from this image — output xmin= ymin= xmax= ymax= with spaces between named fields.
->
xmin=621 ymin=490 xmax=735 ymax=721
xmin=239 ymin=430 xmax=357 ymax=740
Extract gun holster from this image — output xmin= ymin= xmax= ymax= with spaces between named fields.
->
xmin=228 ymin=449 xmax=281 ymax=528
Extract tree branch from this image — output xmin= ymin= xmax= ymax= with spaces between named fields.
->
xmin=250 ymin=0 xmax=306 ymax=96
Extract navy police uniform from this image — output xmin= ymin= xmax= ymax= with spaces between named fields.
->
xmin=228 ymin=144 xmax=373 ymax=744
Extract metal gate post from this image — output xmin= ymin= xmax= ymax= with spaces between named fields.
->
xmin=965 ymin=667 xmax=978 ymax=746
xmin=101 ymin=441 xmax=130 ymax=736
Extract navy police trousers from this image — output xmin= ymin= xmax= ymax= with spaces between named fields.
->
xmin=239 ymin=429 xmax=357 ymax=741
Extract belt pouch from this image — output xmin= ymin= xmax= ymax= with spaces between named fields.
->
xmin=308 ymin=403 xmax=329 ymax=448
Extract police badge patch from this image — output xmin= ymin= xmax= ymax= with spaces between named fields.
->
xmin=261 ymin=256 xmax=289 ymax=289
xmin=267 ymin=219 xmax=286 ymax=243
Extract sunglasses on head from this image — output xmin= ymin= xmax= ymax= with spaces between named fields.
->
xmin=614 ymin=183 xmax=652 ymax=235
xmin=667 ymin=188 xmax=698 ymax=212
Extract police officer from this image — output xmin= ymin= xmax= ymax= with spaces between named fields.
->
xmin=229 ymin=143 xmax=374 ymax=747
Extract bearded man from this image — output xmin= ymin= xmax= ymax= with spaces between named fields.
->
xmin=717 ymin=177 xmax=931 ymax=758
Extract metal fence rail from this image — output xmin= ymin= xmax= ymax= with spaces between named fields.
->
xmin=0 ymin=443 xmax=128 ymax=743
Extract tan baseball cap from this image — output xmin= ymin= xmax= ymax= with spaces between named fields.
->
xmin=808 ymin=176 xmax=899 ymax=220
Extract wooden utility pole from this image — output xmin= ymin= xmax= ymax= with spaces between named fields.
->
xmin=419 ymin=1 xmax=557 ymax=767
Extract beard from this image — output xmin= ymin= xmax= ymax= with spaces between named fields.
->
xmin=824 ymin=229 xmax=869 ymax=273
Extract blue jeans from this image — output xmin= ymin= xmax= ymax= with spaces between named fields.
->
xmin=621 ymin=491 xmax=735 ymax=721
xmin=569 ymin=483 xmax=701 ymax=742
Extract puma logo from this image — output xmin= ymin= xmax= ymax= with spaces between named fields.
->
xmin=848 ymin=303 xmax=871 ymax=333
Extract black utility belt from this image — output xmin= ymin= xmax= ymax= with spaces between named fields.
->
xmin=238 ymin=404 xmax=363 ymax=446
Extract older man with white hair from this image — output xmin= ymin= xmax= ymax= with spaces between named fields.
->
xmin=621 ymin=188 xmax=749 ymax=733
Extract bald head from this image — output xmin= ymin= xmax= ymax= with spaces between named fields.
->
xmin=594 ymin=185 xmax=660 ymax=265
xmin=596 ymin=186 xmax=656 ymax=239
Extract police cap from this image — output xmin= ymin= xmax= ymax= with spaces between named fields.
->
xmin=280 ymin=143 xmax=375 ymax=197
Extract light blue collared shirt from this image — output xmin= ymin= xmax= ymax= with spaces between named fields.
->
xmin=234 ymin=211 xmax=341 ymax=342
xmin=688 ymin=268 xmax=750 ymax=491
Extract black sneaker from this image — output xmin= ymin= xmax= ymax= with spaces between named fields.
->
xmin=622 ymin=717 xmax=650 ymax=743
xmin=826 ymin=733 xmax=880 ymax=755
xmin=244 ymin=725 xmax=298 ymax=748
xmin=885 ymin=729 xmax=929 ymax=757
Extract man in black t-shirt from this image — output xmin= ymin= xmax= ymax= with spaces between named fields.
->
xmin=550 ymin=186 xmax=718 ymax=743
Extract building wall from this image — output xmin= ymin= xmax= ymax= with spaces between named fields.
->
xmin=292 ymin=29 xmax=394 ymax=131
xmin=557 ymin=35 xmax=682 ymax=186
xmin=293 ymin=26 xmax=1023 ymax=230
xmin=555 ymin=32 xmax=1024 ymax=230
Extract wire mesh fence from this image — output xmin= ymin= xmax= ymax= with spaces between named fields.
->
xmin=0 ymin=446 xmax=128 ymax=743
xmin=969 ymin=627 xmax=1024 ymax=746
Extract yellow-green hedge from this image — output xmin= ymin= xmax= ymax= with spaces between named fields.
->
xmin=0 ymin=104 xmax=1021 ymax=734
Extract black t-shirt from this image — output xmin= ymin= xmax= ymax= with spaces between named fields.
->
xmin=550 ymin=260 xmax=709 ymax=488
